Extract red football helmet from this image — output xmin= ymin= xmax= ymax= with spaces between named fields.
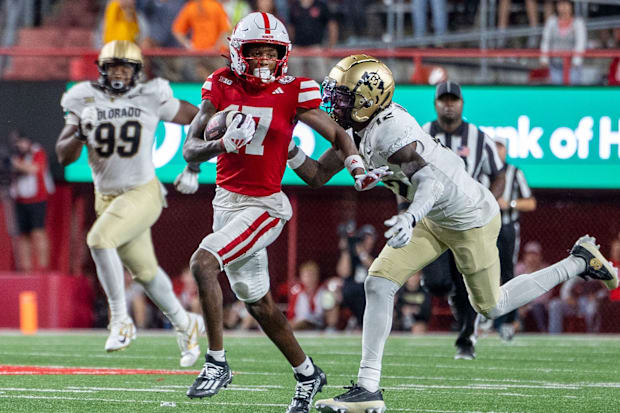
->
xmin=229 ymin=12 xmax=291 ymax=84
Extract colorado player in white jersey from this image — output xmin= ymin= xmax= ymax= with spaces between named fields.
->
xmin=55 ymin=40 xmax=206 ymax=367
xmin=285 ymin=55 xmax=618 ymax=412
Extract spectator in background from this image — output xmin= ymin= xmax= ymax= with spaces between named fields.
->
xmin=124 ymin=270 xmax=151 ymax=328
xmin=411 ymin=0 xmax=447 ymax=42
xmin=288 ymin=260 xmax=332 ymax=330
xmin=135 ymin=0 xmax=184 ymax=78
xmin=515 ymin=241 xmax=549 ymax=332
xmin=497 ymin=0 xmax=553 ymax=48
xmin=548 ymin=276 xmax=605 ymax=333
xmin=336 ymin=223 xmax=377 ymax=329
xmin=137 ymin=0 xmax=185 ymax=48
xmin=0 ymin=0 xmax=26 ymax=77
xmin=176 ymin=267 xmax=202 ymax=315
xmin=0 ymin=137 xmax=18 ymax=267
xmin=395 ymin=271 xmax=431 ymax=334
xmin=137 ymin=0 xmax=186 ymax=80
xmin=172 ymin=0 xmax=230 ymax=51
xmin=606 ymin=29 xmax=620 ymax=85
xmin=172 ymin=0 xmax=231 ymax=79
xmin=103 ymin=0 xmax=141 ymax=44
xmin=225 ymin=299 xmax=259 ymax=330
xmin=288 ymin=0 xmax=338 ymax=79
xmin=493 ymin=135 xmax=537 ymax=342
xmin=10 ymin=130 xmax=54 ymax=273
xmin=338 ymin=0 xmax=370 ymax=42
xmin=221 ymin=0 xmax=251 ymax=27
xmin=540 ymin=0 xmax=586 ymax=85
xmin=609 ymin=238 xmax=620 ymax=301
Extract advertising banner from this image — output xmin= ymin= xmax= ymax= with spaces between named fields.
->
xmin=64 ymin=84 xmax=620 ymax=189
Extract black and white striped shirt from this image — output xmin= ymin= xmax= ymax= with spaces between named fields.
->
xmin=423 ymin=121 xmax=504 ymax=183
xmin=500 ymin=164 xmax=532 ymax=225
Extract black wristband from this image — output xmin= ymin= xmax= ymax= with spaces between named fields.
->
xmin=186 ymin=162 xmax=201 ymax=173
xmin=397 ymin=201 xmax=411 ymax=212
xmin=73 ymin=129 xmax=87 ymax=142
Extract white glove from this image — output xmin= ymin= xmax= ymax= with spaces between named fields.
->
xmin=354 ymin=166 xmax=393 ymax=191
xmin=79 ymin=106 xmax=98 ymax=137
xmin=384 ymin=212 xmax=415 ymax=248
xmin=174 ymin=166 xmax=199 ymax=194
xmin=220 ymin=114 xmax=256 ymax=153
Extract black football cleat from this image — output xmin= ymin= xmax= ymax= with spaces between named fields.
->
xmin=186 ymin=354 xmax=232 ymax=399
xmin=315 ymin=382 xmax=386 ymax=413
xmin=454 ymin=344 xmax=476 ymax=360
xmin=570 ymin=235 xmax=619 ymax=290
xmin=286 ymin=360 xmax=327 ymax=413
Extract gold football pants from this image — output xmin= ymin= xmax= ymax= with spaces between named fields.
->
xmin=86 ymin=178 xmax=164 ymax=283
xmin=369 ymin=214 xmax=501 ymax=314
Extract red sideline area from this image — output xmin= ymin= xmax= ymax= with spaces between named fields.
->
xmin=0 ymin=365 xmax=198 ymax=375
xmin=0 ymin=273 xmax=94 ymax=328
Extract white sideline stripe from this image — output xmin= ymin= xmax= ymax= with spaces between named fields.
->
xmin=0 ymin=394 xmax=289 ymax=407
xmin=0 ymin=394 xmax=491 ymax=412
xmin=67 ymin=385 xmax=267 ymax=393
xmin=0 ymin=388 xmax=96 ymax=393
xmin=2 ymin=362 xmax=618 ymax=390
xmin=0 ymin=351 xmax=178 ymax=361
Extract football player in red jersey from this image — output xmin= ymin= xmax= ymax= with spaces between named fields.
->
xmin=178 ymin=12 xmax=375 ymax=413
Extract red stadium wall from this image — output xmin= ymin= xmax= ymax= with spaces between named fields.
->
xmin=1 ymin=182 xmax=618 ymax=330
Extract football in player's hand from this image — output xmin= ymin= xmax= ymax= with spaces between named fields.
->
xmin=204 ymin=110 xmax=248 ymax=141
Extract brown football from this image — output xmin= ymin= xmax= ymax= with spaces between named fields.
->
xmin=203 ymin=110 xmax=247 ymax=141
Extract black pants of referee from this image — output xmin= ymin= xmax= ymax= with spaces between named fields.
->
xmin=422 ymin=250 xmax=477 ymax=349
xmin=496 ymin=222 xmax=519 ymax=325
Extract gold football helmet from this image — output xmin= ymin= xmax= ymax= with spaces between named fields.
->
xmin=97 ymin=40 xmax=143 ymax=94
xmin=321 ymin=55 xmax=394 ymax=128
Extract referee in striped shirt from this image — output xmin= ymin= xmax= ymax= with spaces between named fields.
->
xmin=491 ymin=135 xmax=537 ymax=341
xmin=418 ymin=81 xmax=505 ymax=360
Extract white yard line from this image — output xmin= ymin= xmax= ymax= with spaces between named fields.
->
xmin=0 ymin=394 xmax=519 ymax=412
xmin=0 ymin=387 xmax=96 ymax=393
xmin=67 ymin=385 xmax=268 ymax=393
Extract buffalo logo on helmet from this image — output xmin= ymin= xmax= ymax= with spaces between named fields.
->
xmin=321 ymin=55 xmax=394 ymax=128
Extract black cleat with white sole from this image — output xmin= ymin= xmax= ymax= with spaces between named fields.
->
xmin=570 ymin=235 xmax=619 ymax=290
xmin=315 ymin=382 xmax=386 ymax=413
xmin=286 ymin=360 xmax=327 ymax=413
xmin=454 ymin=344 xmax=476 ymax=360
xmin=186 ymin=354 xmax=232 ymax=399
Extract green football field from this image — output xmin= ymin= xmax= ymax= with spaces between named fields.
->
xmin=0 ymin=331 xmax=618 ymax=413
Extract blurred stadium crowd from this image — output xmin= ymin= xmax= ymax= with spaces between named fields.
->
xmin=1 ymin=0 xmax=620 ymax=84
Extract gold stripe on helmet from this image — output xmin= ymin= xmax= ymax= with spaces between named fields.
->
xmin=98 ymin=40 xmax=143 ymax=66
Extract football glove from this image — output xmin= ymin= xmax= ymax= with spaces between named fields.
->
xmin=79 ymin=106 xmax=98 ymax=137
xmin=174 ymin=166 xmax=199 ymax=194
xmin=354 ymin=166 xmax=393 ymax=191
xmin=384 ymin=212 xmax=415 ymax=248
xmin=221 ymin=114 xmax=256 ymax=153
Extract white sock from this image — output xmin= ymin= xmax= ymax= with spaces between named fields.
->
xmin=293 ymin=356 xmax=315 ymax=377
xmin=90 ymin=247 xmax=127 ymax=323
xmin=358 ymin=276 xmax=400 ymax=393
xmin=488 ymin=256 xmax=585 ymax=319
xmin=140 ymin=267 xmax=189 ymax=330
xmin=208 ymin=349 xmax=226 ymax=362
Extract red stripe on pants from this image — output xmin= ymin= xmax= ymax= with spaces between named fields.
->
xmin=217 ymin=211 xmax=271 ymax=257
xmin=222 ymin=217 xmax=280 ymax=265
